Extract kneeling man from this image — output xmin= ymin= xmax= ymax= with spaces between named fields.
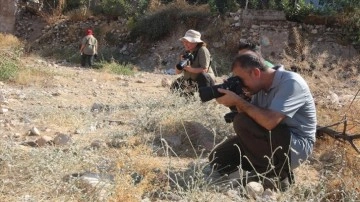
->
xmin=209 ymin=53 xmax=317 ymax=191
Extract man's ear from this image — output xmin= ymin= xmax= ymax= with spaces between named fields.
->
xmin=252 ymin=68 xmax=261 ymax=78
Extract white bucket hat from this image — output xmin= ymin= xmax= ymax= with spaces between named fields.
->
xmin=179 ymin=29 xmax=203 ymax=43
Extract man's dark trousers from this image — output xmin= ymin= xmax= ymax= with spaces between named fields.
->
xmin=81 ymin=54 xmax=94 ymax=67
xmin=209 ymin=113 xmax=292 ymax=180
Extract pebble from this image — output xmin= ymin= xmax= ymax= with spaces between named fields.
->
xmin=0 ymin=93 xmax=6 ymax=103
xmin=136 ymin=79 xmax=145 ymax=84
xmin=29 ymin=127 xmax=40 ymax=136
xmin=311 ymin=29 xmax=318 ymax=34
xmin=161 ymin=78 xmax=171 ymax=87
xmin=0 ymin=107 xmax=8 ymax=114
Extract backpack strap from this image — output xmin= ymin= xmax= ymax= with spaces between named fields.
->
xmin=192 ymin=45 xmax=212 ymax=73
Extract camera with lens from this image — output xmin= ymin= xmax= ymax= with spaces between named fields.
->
xmin=198 ymin=76 xmax=247 ymax=102
xmin=176 ymin=52 xmax=194 ymax=70
xmin=199 ymin=76 xmax=251 ymax=123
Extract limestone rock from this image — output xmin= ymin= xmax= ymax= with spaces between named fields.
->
xmin=251 ymin=24 xmax=260 ymax=29
xmin=246 ymin=181 xmax=264 ymax=199
xmin=327 ymin=91 xmax=339 ymax=105
xmin=213 ymin=41 xmax=225 ymax=48
xmin=262 ymin=188 xmax=278 ymax=201
xmin=53 ymin=133 xmax=72 ymax=146
xmin=90 ymin=140 xmax=105 ymax=149
xmin=63 ymin=172 xmax=114 ymax=201
xmin=162 ymin=135 xmax=182 ymax=147
xmin=161 ymin=78 xmax=171 ymax=87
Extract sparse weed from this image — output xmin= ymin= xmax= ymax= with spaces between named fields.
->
xmin=97 ymin=61 xmax=135 ymax=75
xmin=0 ymin=34 xmax=23 ymax=81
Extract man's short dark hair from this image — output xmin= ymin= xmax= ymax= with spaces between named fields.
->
xmin=231 ymin=53 xmax=267 ymax=71
xmin=238 ymin=41 xmax=261 ymax=54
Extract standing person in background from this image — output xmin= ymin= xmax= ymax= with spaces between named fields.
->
xmin=80 ymin=29 xmax=98 ymax=68
xmin=170 ymin=29 xmax=215 ymax=96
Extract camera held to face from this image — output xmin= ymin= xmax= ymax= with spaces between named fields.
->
xmin=198 ymin=76 xmax=246 ymax=102
xmin=199 ymin=76 xmax=251 ymax=123
xmin=176 ymin=52 xmax=194 ymax=70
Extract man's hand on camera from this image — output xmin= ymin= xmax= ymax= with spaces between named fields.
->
xmin=216 ymin=88 xmax=243 ymax=107
xmin=183 ymin=65 xmax=191 ymax=71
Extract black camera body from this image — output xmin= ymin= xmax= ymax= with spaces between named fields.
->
xmin=176 ymin=52 xmax=194 ymax=70
xmin=198 ymin=76 xmax=246 ymax=102
xmin=199 ymin=76 xmax=251 ymax=123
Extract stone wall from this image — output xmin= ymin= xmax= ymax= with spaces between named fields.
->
xmin=0 ymin=0 xmax=17 ymax=33
xmin=227 ymin=9 xmax=358 ymax=63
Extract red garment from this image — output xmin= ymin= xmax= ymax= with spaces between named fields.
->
xmin=86 ymin=29 xmax=93 ymax=35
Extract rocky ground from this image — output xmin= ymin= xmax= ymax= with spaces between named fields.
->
xmin=1 ymin=2 xmax=360 ymax=200
xmin=0 ymin=55 xmax=359 ymax=201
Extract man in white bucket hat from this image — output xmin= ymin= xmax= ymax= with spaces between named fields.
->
xmin=170 ymin=29 xmax=215 ymax=96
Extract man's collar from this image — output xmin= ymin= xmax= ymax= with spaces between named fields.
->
xmin=268 ymin=65 xmax=284 ymax=91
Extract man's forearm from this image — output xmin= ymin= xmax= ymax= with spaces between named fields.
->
xmin=184 ymin=66 xmax=206 ymax=73
xmin=235 ymin=99 xmax=285 ymax=131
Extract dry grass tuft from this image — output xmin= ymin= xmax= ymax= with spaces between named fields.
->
xmin=14 ymin=66 xmax=59 ymax=86
xmin=0 ymin=33 xmax=23 ymax=49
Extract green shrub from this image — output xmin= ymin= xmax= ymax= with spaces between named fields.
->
xmin=281 ymin=0 xmax=314 ymax=22
xmin=92 ymin=0 xmax=149 ymax=19
xmin=131 ymin=3 xmax=211 ymax=42
xmin=0 ymin=53 xmax=19 ymax=81
xmin=214 ymin=0 xmax=239 ymax=14
xmin=97 ymin=61 xmax=135 ymax=75
xmin=0 ymin=34 xmax=23 ymax=81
